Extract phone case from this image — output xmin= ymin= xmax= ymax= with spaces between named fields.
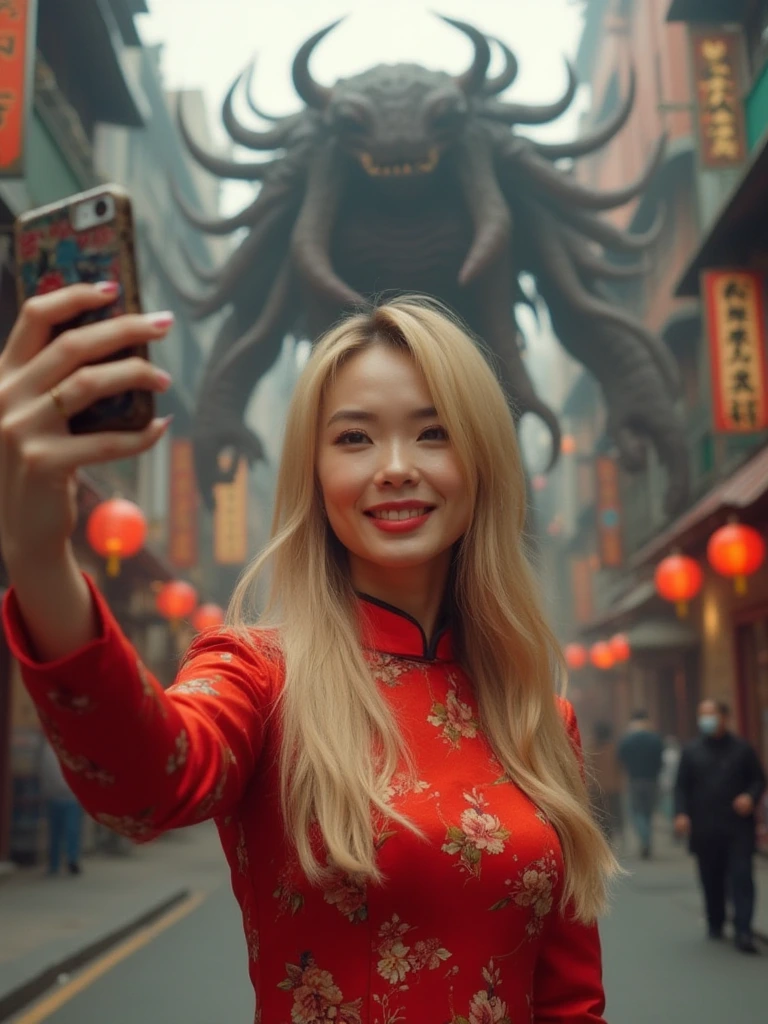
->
xmin=14 ymin=185 xmax=154 ymax=433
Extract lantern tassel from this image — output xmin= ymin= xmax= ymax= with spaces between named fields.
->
xmin=735 ymin=574 xmax=747 ymax=596
xmin=675 ymin=600 xmax=688 ymax=619
xmin=106 ymin=554 xmax=121 ymax=577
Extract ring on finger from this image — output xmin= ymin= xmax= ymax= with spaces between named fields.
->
xmin=48 ymin=383 xmax=69 ymax=421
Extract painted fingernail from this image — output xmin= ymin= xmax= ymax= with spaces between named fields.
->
xmin=155 ymin=370 xmax=172 ymax=389
xmin=147 ymin=311 xmax=175 ymax=329
xmin=96 ymin=280 xmax=120 ymax=295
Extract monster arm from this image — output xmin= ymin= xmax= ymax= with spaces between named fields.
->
xmin=455 ymin=124 xmax=512 ymax=285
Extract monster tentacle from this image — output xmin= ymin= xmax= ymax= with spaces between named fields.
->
xmin=482 ymin=62 xmax=578 ymax=124
xmin=482 ymin=38 xmax=519 ymax=96
xmin=522 ymin=202 xmax=679 ymax=392
xmin=222 ymin=70 xmax=298 ymax=150
xmin=515 ymin=133 xmax=666 ymax=211
xmin=170 ymin=178 xmax=265 ymax=236
xmin=291 ymin=141 xmax=364 ymax=307
xmin=455 ymin=126 xmax=512 ymax=285
xmin=442 ymin=17 xmax=491 ymax=94
xmin=560 ymin=232 xmax=650 ymax=281
xmin=178 ymin=244 xmax=220 ymax=286
xmin=558 ymin=203 xmax=664 ymax=253
xmin=177 ymin=96 xmax=280 ymax=180
xmin=532 ymin=68 xmax=636 ymax=161
xmin=245 ymin=60 xmax=285 ymax=122
xmin=292 ymin=22 xmax=339 ymax=109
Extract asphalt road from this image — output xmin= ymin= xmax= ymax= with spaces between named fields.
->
xmin=15 ymin=855 xmax=767 ymax=1024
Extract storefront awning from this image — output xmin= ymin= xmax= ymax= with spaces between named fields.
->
xmin=579 ymin=579 xmax=658 ymax=636
xmin=676 ymin=132 xmax=768 ymax=296
xmin=630 ymin=443 xmax=768 ymax=568
xmin=625 ymin=618 xmax=699 ymax=652
xmin=667 ymin=0 xmax=750 ymax=21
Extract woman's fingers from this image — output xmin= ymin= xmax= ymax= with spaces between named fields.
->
xmin=25 ymin=311 xmax=175 ymax=396
xmin=1 ymin=283 xmax=121 ymax=372
xmin=36 ymin=356 xmax=172 ymax=425
xmin=18 ymin=417 xmax=173 ymax=475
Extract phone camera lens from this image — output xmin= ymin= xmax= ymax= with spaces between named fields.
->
xmin=94 ymin=199 xmax=108 ymax=218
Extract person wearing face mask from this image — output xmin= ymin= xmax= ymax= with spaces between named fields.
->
xmin=674 ymin=699 xmax=766 ymax=953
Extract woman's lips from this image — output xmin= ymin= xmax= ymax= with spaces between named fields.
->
xmin=365 ymin=507 xmax=434 ymax=533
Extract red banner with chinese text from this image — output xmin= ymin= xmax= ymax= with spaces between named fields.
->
xmin=168 ymin=439 xmax=198 ymax=568
xmin=0 ymin=0 xmax=36 ymax=177
xmin=703 ymin=270 xmax=768 ymax=433
xmin=595 ymin=456 xmax=622 ymax=568
xmin=690 ymin=28 xmax=748 ymax=169
xmin=213 ymin=454 xmax=249 ymax=565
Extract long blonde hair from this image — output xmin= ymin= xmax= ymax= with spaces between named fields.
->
xmin=229 ymin=295 xmax=618 ymax=921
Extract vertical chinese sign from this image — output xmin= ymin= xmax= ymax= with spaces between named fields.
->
xmin=213 ymin=453 xmax=249 ymax=565
xmin=690 ymin=28 xmax=747 ymax=169
xmin=570 ymin=557 xmax=594 ymax=626
xmin=703 ymin=270 xmax=768 ymax=433
xmin=595 ymin=456 xmax=622 ymax=568
xmin=0 ymin=0 xmax=37 ymax=177
xmin=168 ymin=439 xmax=198 ymax=568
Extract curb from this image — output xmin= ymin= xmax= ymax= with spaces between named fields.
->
xmin=0 ymin=887 xmax=190 ymax=1022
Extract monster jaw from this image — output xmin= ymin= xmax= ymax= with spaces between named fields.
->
xmin=359 ymin=147 xmax=440 ymax=177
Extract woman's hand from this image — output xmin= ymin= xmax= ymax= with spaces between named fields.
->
xmin=0 ymin=284 xmax=174 ymax=572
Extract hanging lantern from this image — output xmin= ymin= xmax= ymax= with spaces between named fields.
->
xmin=561 ymin=434 xmax=577 ymax=455
xmin=590 ymin=641 xmax=615 ymax=670
xmin=564 ymin=643 xmax=588 ymax=671
xmin=156 ymin=581 xmax=198 ymax=627
xmin=609 ymin=633 xmax=631 ymax=663
xmin=654 ymin=554 xmax=703 ymax=618
xmin=707 ymin=522 xmax=765 ymax=595
xmin=86 ymin=498 xmax=147 ymax=577
xmin=192 ymin=603 xmax=226 ymax=632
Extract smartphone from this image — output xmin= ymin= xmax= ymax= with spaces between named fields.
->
xmin=14 ymin=184 xmax=155 ymax=434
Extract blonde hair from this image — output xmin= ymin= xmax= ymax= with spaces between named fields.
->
xmin=229 ymin=295 xmax=618 ymax=921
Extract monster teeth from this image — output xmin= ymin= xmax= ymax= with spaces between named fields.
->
xmin=359 ymin=151 xmax=438 ymax=177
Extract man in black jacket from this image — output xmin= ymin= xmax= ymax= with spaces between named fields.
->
xmin=675 ymin=699 xmax=766 ymax=953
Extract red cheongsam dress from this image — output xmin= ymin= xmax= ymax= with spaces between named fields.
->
xmin=3 ymin=578 xmax=607 ymax=1024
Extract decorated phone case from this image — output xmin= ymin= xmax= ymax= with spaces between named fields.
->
xmin=14 ymin=185 xmax=154 ymax=434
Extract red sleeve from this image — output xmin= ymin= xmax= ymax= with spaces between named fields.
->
xmin=532 ymin=699 xmax=607 ymax=1023
xmin=2 ymin=574 xmax=278 ymax=842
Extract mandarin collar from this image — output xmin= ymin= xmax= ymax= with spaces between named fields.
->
xmin=357 ymin=594 xmax=454 ymax=662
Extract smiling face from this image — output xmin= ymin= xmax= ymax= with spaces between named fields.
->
xmin=316 ymin=343 xmax=472 ymax=594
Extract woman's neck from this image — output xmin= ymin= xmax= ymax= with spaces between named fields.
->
xmin=350 ymin=556 xmax=452 ymax=641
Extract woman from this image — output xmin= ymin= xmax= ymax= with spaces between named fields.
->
xmin=0 ymin=286 xmax=617 ymax=1023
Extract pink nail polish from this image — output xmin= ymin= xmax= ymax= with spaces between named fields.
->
xmin=148 ymin=311 xmax=175 ymax=329
xmin=96 ymin=280 xmax=120 ymax=295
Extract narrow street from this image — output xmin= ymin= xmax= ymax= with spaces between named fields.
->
xmin=9 ymin=843 xmax=766 ymax=1024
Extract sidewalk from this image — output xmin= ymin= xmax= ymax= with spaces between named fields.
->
xmin=0 ymin=822 xmax=228 ymax=1020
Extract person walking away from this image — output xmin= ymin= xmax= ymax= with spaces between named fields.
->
xmin=39 ymin=737 xmax=83 ymax=875
xmin=589 ymin=722 xmax=624 ymax=847
xmin=618 ymin=710 xmax=664 ymax=859
xmin=675 ymin=699 xmax=766 ymax=953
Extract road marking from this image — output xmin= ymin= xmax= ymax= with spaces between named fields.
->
xmin=14 ymin=892 xmax=207 ymax=1023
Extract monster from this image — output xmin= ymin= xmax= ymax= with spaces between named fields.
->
xmin=174 ymin=16 xmax=688 ymax=514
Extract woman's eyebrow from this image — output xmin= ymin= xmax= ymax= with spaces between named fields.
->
xmin=326 ymin=406 xmax=437 ymax=427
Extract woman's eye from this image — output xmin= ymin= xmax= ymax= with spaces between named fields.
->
xmin=334 ymin=430 xmax=370 ymax=445
xmin=420 ymin=425 xmax=448 ymax=441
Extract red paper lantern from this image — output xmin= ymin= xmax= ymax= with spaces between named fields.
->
xmin=156 ymin=581 xmax=198 ymax=623
xmin=654 ymin=554 xmax=703 ymax=618
xmin=608 ymin=633 xmax=631 ymax=663
xmin=86 ymin=498 xmax=147 ymax=577
xmin=564 ymin=643 xmax=588 ymax=671
xmin=561 ymin=434 xmax=577 ymax=455
xmin=590 ymin=641 xmax=615 ymax=670
xmin=192 ymin=603 xmax=226 ymax=631
xmin=707 ymin=523 xmax=766 ymax=595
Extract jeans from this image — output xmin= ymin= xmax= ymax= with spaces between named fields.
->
xmin=695 ymin=835 xmax=756 ymax=938
xmin=47 ymin=798 xmax=83 ymax=872
xmin=628 ymin=779 xmax=658 ymax=853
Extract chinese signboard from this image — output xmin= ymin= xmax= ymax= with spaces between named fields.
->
xmin=213 ymin=453 xmax=249 ymax=565
xmin=690 ymin=28 xmax=748 ymax=169
xmin=595 ymin=456 xmax=623 ymax=568
xmin=0 ymin=0 xmax=36 ymax=177
xmin=168 ymin=439 xmax=198 ymax=568
xmin=703 ymin=270 xmax=768 ymax=433
xmin=570 ymin=557 xmax=594 ymax=626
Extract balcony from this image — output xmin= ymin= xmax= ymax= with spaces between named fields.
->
xmin=667 ymin=0 xmax=750 ymax=21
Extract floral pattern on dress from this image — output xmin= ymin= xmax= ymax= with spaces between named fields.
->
xmin=96 ymin=810 xmax=157 ymax=840
xmin=273 ymin=865 xmax=306 ymax=916
xmin=383 ymin=772 xmax=431 ymax=802
xmin=427 ymin=689 xmax=479 ymax=748
xmin=166 ymin=729 xmax=189 ymax=774
xmin=137 ymin=659 xmax=167 ymax=718
xmin=442 ymin=789 xmax=510 ymax=878
xmin=192 ymin=745 xmax=236 ymax=821
xmin=49 ymin=730 xmax=115 ymax=786
xmin=277 ymin=953 xmax=363 ymax=1024
xmin=489 ymin=850 xmax=558 ymax=937
xmin=375 ymin=914 xmax=452 ymax=984
xmin=450 ymin=960 xmax=511 ymax=1024
xmin=169 ymin=676 xmax=222 ymax=697
xmin=323 ymin=872 xmax=368 ymax=923
xmin=236 ymin=822 xmax=249 ymax=875
xmin=244 ymin=905 xmax=260 ymax=962
xmin=47 ymin=688 xmax=93 ymax=714
xmin=367 ymin=653 xmax=424 ymax=688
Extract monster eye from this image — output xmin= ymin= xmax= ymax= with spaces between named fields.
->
xmin=430 ymin=104 xmax=466 ymax=133
xmin=333 ymin=107 xmax=369 ymax=135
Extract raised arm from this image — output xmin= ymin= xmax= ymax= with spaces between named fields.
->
xmin=3 ymin=575 xmax=277 ymax=840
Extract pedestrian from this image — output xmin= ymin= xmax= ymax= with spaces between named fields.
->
xmin=0 ymin=288 xmax=619 ymax=1022
xmin=659 ymin=734 xmax=682 ymax=824
xmin=39 ymin=737 xmax=84 ymax=876
xmin=589 ymin=722 xmax=624 ymax=847
xmin=674 ymin=699 xmax=766 ymax=954
xmin=617 ymin=710 xmax=664 ymax=859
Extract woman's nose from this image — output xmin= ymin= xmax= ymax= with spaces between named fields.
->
xmin=373 ymin=443 xmax=420 ymax=487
